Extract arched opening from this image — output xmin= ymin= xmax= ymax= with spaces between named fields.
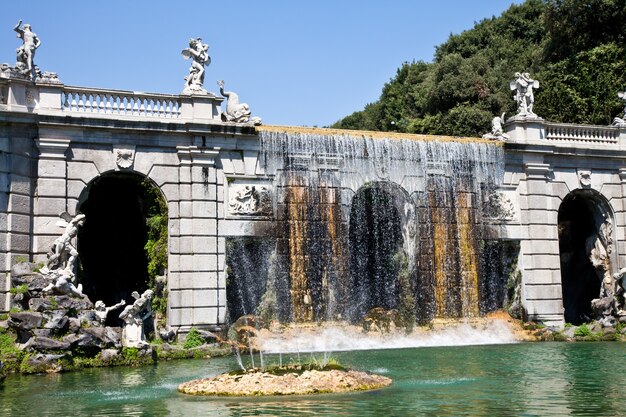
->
xmin=558 ymin=189 xmax=613 ymax=324
xmin=77 ymin=172 xmax=168 ymax=325
xmin=348 ymin=182 xmax=411 ymax=321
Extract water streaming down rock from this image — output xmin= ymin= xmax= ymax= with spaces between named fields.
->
xmin=227 ymin=127 xmax=505 ymax=326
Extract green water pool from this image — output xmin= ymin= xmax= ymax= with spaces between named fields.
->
xmin=1 ymin=342 xmax=625 ymax=416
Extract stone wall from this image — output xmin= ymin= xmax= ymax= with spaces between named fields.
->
xmin=0 ymin=121 xmax=37 ymax=312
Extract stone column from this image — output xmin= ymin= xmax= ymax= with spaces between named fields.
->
xmin=33 ymin=138 xmax=71 ymax=262
xmin=170 ymin=144 xmax=221 ymax=332
xmin=519 ymin=160 xmax=564 ymax=326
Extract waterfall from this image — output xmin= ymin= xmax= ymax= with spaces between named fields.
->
xmin=228 ymin=126 xmax=505 ymax=326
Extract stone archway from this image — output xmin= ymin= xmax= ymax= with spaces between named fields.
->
xmin=558 ymin=189 xmax=615 ymax=324
xmin=77 ymin=172 xmax=168 ymax=324
xmin=347 ymin=181 xmax=416 ymax=322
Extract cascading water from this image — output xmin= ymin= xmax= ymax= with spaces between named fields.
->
xmin=227 ymin=126 xmax=506 ymax=330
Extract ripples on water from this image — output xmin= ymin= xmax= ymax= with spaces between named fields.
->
xmin=1 ymin=343 xmax=625 ymax=417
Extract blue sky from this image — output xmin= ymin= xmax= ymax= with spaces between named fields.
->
xmin=1 ymin=1 xmax=519 ymax=127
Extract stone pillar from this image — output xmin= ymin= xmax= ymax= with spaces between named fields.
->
xmin=33 ymin=138 xmax=71 ymax=262
xmin=170 ymin=144 xmax=221 ymax=332
xmin=519 ymin=160 xmax=564 ymax=327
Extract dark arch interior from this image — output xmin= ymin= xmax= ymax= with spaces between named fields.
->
xmin=558 ymin=193 xmax=603 ymax=324
xmin=78 ymin=173 xmax=155 ymax=320
xmin=348 ymin=183 xmax=404 ymax=321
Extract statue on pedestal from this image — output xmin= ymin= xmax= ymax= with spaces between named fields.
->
xmin=13 ymin=20 xmax=41 ymax=79
xmin=510 ymin=72 xmax=539 ymax=118
xmin=218 ymin=80 xmax=261 ymax=125
xmin=482 ymin=113 xmax=509 ymax=141
xmin=181 ymin=38 xmax=211 ymax=95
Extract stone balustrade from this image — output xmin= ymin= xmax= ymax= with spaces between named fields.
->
xmin=62 ymin=86 xmax=181 ymax=118
xmin=544 ymin=122 xmax=620 ymax=144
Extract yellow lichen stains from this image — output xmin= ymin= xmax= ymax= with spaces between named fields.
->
xmin=256 ymin=124 xmax=502 ymax=145
xmin=456 ymin=200 xmax=479 ymax=318
xmin=285 ymin=174 xmax=312 ymax=322
xmin=430 ymin=192 xmax=449 ymax=319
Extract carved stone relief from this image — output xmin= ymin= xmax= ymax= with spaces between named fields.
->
xmin=577 ymin=169 xmax=591 ymax=188
xmin=482 ymin=191 xmax=517 ymax=221
xmin=228 ymin=183 xmax=272 ymax=216
xmin=114 ymin=145 xmax=135 ymax=169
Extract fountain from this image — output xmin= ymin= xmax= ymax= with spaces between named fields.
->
xmin=227 ymin=127 xmax=508 ymax=328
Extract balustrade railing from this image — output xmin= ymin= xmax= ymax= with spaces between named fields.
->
xmin=545 ymin=122 xmax=619 ymax=144
xmin=61 ymin=86 xmax=181 ymax=119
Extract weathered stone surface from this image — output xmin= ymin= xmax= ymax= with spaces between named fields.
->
xmin=98 ymin=348 xmax=121 ymax=365
xmin=43 ymin=310 xmax=69 ymax=332
xmin=23 ymin=336 xmax=70 ymax=351
xmin=11 ymin=262 xmax=34 ymax=277
xmin=12 ymin=272 xmax=50 ymax=292
xmin=196 ymin=329 xmax=218 ymax=343
xmin=68 ymin=317 xmax=81 ymax=333
xmin=21 ymin=353 xmax=65 ymax=374
xmin=75 ymin=327 xmax=122 ymax=349
xmin=8 ymin=311 xmax=43 ymax=330
xmin=32 ymin=328 xmax=53 ymax=338
xmin=28 ymin=295 xmax=93 ymax=312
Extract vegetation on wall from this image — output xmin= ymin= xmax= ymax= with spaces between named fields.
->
xmin=333 ymin=0 xmax=626 ymax=136
xmin=141 ymin=179 xmax=169 ymax=323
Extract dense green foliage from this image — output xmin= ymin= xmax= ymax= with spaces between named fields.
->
xmin=333 ymin=0 xmax=626 ymax=135
xmin=141 ymin=179 xmax=169 ymax=318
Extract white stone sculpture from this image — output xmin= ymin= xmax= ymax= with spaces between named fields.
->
xmin=218 ymin=80 xmax=261 ymax=124
xmin=119 ymin=289 xmax=153 ymax=347
xmin=612 ymin=91 xmax=626 ymax=127
xmin=42 ymin=269 xmax=83 ymax=298
xmin=114 ymin=146 xmax=135 ymax=169
xmin=94 ymin=300 xmax=126 ymax=326
xmin=13 ymin=20 xmax=41 ymax=79
xmin=181 ymin=38 xmax=210 ymax=94
xmin=228 ymin=185 xmax=271 ymax=215
xmin=482 ymin=113 xmax=509 ymax=141
xmin=510 ymin=72 xmax=539 ymax=118
xmin=44 ymin=212 xmax=86 ymax=275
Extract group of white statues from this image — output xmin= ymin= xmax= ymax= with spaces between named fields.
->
xmin=180 ymin=36 xmax=261 ymax=124
xmin=40 ymin=212 xmax=154 ymax=347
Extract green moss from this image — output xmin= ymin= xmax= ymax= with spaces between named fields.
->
xmin=183 ymin=328 xmax=204 ymax=349
xmin=9 ymin=284 xmax=29 ymax=295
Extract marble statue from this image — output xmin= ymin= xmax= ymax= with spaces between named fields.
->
xmin=13 ymin=20 xmax=41 ymax=79
xmin=181 ymin=38 xmax=210 ymax=94
xmin=218 ymin=80 xmax=261 ymax=124
xmin=612 ymin=91 xmax=626 ymax=127
xmin=44 ymin=213 xmax=86 ymax=275
xmin=119 ymin=289 xmax=154 ymax=347
xmin=94 ymin=300 xmax=126 ymax=326
xmin=482 ymin=113 xmax=509 ymax=141
xmin=588 ymin=219 xmax=617 ymax=320
xmin=42 ymin=269 xmax=83 ymax=298
xmin=510 ymin=72 xmax=539 ymax=118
